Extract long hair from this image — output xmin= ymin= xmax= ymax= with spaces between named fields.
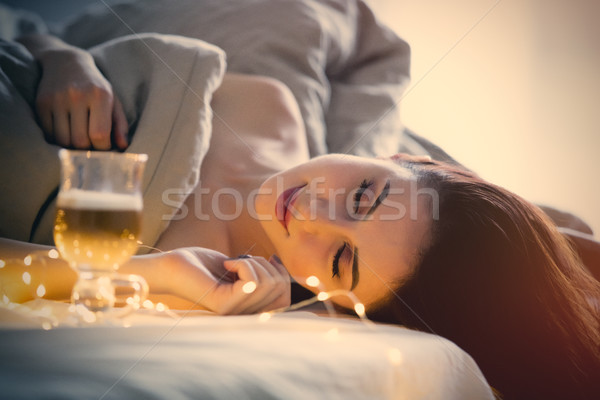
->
xmin=369 ymin=157 xmax=600 ymax=399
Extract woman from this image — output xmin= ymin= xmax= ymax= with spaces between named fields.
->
xmin=2 ymin=35 xmax=600 ymax=399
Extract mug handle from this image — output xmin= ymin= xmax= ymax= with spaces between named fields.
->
xmin=109 ymin=273 xmax=149 ymax=318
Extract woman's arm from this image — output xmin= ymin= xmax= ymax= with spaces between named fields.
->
xmin=156 ymin=248 xmax=291 ymax=314
xmin=16 ymin=34 xmax=128 ymax=150
xmin=0 ymin=238 xmax=76 ymax=303
xmin=0 ymin=238 xmax=290 ymax=313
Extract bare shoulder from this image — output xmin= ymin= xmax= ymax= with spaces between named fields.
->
xmin=209 ymin=73 xmax=310 ymax=171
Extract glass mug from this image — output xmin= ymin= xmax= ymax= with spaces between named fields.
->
xmin=53 ymin=150 xmax=149 ymax=321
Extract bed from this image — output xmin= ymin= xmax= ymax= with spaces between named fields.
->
xmin=0 ymin=299 xmax=494 ymax=399
xmin=0 ymin=1 xmax=494 ymax=398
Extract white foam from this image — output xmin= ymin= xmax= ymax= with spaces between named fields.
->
xmin=57 ymin=189 xmax=142 ymax=211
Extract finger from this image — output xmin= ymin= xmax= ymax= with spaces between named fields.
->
xmin=250 ymin=257 xmax=279 ymax=283
xmin=247 ymin=257 xmax=281 ymax=286
xmin=254 ymin=256 xmax=290 ymax=290
xmin=220 ymin=257 xmax=285 ymax=314
xmin=227 ymin=259 xmax=273 ymax=302
xmin=69 ymin=104 xmax=91 ymax=149
xmin=88 ymin=92 xmax=112 ymax=150
xmin=36 ymin=103 xmax=54 ymax=143
xmin=269 ymin=255 xmax=291 ymax=282
xmin=223 ymin=258 xmax=260 ymax=284
xmin=52 ymin=109 xmax=71 ymax=147
xmin=112 ymin=96 xmax=129 ymax=150
xmin=240 ymin=282 xmax=290 ymax=314
xmin=237 ymin=258 xmax=289 ymax=313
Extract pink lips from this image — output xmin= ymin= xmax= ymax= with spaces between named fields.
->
xmin=275 ymin=184 xmax=305 ymax=231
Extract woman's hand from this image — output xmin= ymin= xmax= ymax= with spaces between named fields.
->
xmin=164 ymin=248 xmax=291 ymax=314
xmin=18 ymin=34 xmax=128 ymax=150
xmin=35 ymin=49 xmax=129 ymax=150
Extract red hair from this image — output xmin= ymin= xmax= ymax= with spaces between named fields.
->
xmin=370 ymin=156 xmax=600 ymax=399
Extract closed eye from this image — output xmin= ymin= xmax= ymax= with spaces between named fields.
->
xmin=332 ymin=242 xmax=350 ymax=278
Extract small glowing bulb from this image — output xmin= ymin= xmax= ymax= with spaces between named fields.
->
xmin=143 ymin=299 xmax=154 ymax=309
xmin=83 ymin=311 xmax=97 ymax=323
xmin=259 ymin=312 xmax=272 ymax=322
xmin=48 ymin=249 xmax=59 ymax=259
xmin=22 ymin=271 xmax=32 ymax=285
xmin=305 ymin=276 xmax=320 ymax=287
xmin=36 ymin=284 xmax=46 ymax=297
xmin=0 ymin=259 xmax=5 ymax=268
xmin=317 ymin=292 xmax=329 ymax=301
xmin=242 ymin=281 xmax=257 ymax=294
xmin=23 ymin=255 xmax=32 ymax=266
xmin=155 ymin=302 xmax=166 ymax=312
xmin=387 ymin=348 xmax=403 ymax=365
xmin=325 ymin=327 xmax=339 ymax=341
xmin=354 ymin=303 xmax=366 ymax=317
xmin=42 ymin=322 xmax=53 ymax=330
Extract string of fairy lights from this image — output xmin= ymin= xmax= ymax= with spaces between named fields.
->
xmin=0 ymin=245 xmax=369 ymax=329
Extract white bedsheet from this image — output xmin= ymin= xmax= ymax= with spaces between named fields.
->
xmin=0 ymin=300 xmax=493 ymax=399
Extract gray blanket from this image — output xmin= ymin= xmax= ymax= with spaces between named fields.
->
xmin=59 ymin=0 xmax=416 ymax=157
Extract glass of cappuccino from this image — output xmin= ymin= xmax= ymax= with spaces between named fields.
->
xmin=54 ymin=150 xmax=149 ymax=322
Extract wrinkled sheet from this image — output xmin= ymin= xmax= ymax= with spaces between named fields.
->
xmin=59 ymin=0 xmax=415 ymax=157
xmin=0 ymin=300 xmax=494 ymax=400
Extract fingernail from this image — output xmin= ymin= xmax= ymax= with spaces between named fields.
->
xmin=226 ymin=254 xmax=252 ymax=261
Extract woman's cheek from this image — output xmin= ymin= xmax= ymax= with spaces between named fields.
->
xmin=289 ymin=253 xmax=325 ymax=283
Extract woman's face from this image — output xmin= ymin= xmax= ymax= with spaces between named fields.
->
xmin=255 ymin=154 xmax=433 ymax=309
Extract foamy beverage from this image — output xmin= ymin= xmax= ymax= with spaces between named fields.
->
xmin=54 ymin=189 xmax=142 ymax=271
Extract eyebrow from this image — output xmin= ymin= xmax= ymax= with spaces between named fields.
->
xmin=365 ymin=179 xmax=391 ymax=217
xmin=351 ymin=179 xmax=390 ymax=291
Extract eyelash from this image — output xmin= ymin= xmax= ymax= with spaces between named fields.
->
xmin=332 ymin=242 xmax=349 ymax=278
xmin=332 ymin=179 xmax=372 ymax=278
xmin=353 ymin=179 xmax=374 ymax=214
